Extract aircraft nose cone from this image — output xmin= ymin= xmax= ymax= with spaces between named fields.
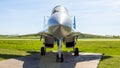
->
xmin=48 ymin=13 xmax=72 ymax=38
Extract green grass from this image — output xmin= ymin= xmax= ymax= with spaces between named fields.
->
xmin=76 ymin=41 xmax=120 ymax=68
xmin=0 ymin=39 xmax=120 ymax=68
xmin=0 ymin=40 xmax=42 ymax=50
xmin=0 ymin=40 xmax=42 ymax=60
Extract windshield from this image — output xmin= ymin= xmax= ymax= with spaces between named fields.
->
xmin=52 ymin=5 xmax=68 ymax=14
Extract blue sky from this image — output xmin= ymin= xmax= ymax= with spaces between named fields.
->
xmin=0 ymin=0 xmax=120 ymax=35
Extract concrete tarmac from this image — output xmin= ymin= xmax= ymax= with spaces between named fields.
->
xmin=0 ymin=52 xmax=102 ymax=68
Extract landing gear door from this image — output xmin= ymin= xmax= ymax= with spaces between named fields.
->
xmin=65 ymin=36 xmax=76 ymax=48
xmin=44 ymin=36 xmax=54 ymax=48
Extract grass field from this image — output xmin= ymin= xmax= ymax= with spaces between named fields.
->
xmin=0 ymin=39 xmax=120 ymax=68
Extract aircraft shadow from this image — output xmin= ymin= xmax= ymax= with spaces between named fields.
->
xmin=0 ymin=51 xmax=111 ymax=68
xmin=0 ymin=54 xmax=24 ymax=59
xmin=38 ymin=52 xmax=102 ymax=68
xmin=20 ymin=51 xmax=109 ymax=68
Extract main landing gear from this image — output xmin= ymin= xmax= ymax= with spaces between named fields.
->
xmin=74 ymin=48 xmax=79 ymax=56
xmin=40 ymin=47 xmax=46 ymax=55
xmin=40 ymin=42 xmax=79 ymax=63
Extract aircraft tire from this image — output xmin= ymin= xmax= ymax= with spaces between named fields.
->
xmin=74 ymin=48 xmax=79 ymax=56
xmin=40 ymin=47 xmax=46 ymax=55
xmin=56 ymin=54 xmax=64 ymax=62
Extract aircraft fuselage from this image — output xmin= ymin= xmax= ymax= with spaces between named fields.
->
xmin=48 ymin=5 xmax=72 ymax=39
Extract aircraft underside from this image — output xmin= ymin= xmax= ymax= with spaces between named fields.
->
xmin=40 ymin=35 xmax=79 ymax=62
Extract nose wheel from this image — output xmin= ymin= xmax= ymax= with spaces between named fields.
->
xmin=56 ymin=53 xmax=64 ymax=62
xmin=74 ymin=48 xmax=79 ymax=56
xmin=40 ymin=47 xmax=46 ymax=55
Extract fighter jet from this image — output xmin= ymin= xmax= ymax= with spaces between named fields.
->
xmin=40 ymin=5 xmax=79 ymax=62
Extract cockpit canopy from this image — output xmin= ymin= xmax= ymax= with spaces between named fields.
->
xmin=52 ymin=5 xmax=68 ymax=14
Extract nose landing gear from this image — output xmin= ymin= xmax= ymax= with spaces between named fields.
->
xmin=40 ymin=47 xmax=46 ymax=55
xmin=56 ymin=53 xmax=64 ymax=62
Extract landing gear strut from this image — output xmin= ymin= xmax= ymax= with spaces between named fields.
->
xmin=74 ymin=48 xmax=79 ymax=56
xmin=56 ymin=38 xmax=64 ymax=62
xmin=40 ymin=47 xmax=46 ymax=55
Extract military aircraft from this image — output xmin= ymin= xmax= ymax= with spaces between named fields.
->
xmin=40 ymin=5 xmax=79 ymax=62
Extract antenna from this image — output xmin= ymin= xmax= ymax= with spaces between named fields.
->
xmin=44 ymin=16 xmax=46 ymax=29
xmin=73 ymin=16 xmax=76 ymax=29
